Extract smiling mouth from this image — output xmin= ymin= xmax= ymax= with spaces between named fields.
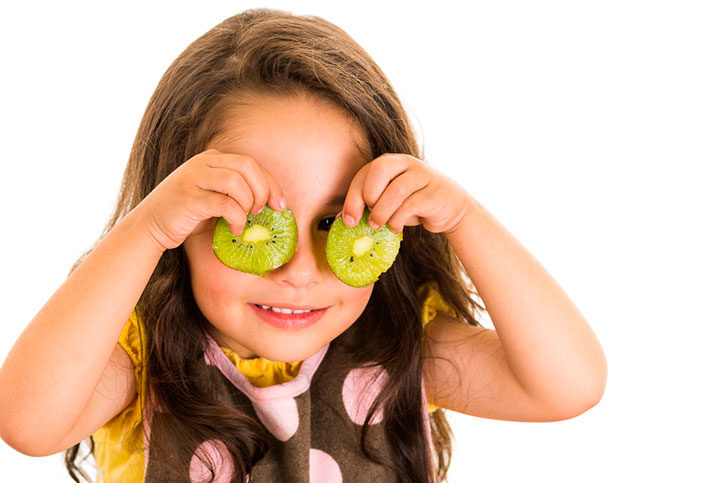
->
xmin=254 ymin=304 xmax=317 ymax=314
xmin=249 ymin=303 xmax=328 ymax=330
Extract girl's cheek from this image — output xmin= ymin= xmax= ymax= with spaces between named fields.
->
xmin=206 ymin=266 xmax=255 ymax=297
xmin=191 ymin=245 xmax=250 ymax=297
xmin=339 ymin=283 xmax=374 ymax=309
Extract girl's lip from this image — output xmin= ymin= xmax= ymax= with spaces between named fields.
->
xmin=248 ymin=303 xmax=328 ymax=330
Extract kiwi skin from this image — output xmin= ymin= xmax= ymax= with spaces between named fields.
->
xmin=213 ymin=205 xmax=297 ymax=277
xmin=326 ymin=209 xmax=403 ymax=288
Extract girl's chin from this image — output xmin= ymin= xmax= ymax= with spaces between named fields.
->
xmin=244 ymin=344 xmax=322 ymax=363
xmin=205 ymin=322 xmax=324 ymax=362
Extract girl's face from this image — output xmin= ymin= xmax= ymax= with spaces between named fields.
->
xmin=183 ymin=92 xmax=373 ymax=362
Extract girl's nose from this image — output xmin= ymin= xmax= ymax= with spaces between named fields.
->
xmin=268 ymin=229 xmax=324 ymax=289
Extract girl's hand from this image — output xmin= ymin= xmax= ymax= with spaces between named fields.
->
xmin=341 ymin=154 xmax=470 ymax=234
xmin=136 ymin=149 xmax=287 ymax=250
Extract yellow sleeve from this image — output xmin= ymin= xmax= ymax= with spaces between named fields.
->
xmin=92 ymin=310 xmax=146 ymax=483
xmin=417 ymin=282 xmax=456 ymax=413
xmin=418 ymin=281 xmax=456 ymax=328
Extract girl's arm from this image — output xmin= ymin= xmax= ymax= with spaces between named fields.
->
xmin=0 ymin=207 xmax=162 ymax=456
xmin=0 ymin=149 xmax=286 ymax=455
xmin=428 ymin=198 xmax=607 ymax=421
xmin=341 ymin=154 xmax=607 ymax=421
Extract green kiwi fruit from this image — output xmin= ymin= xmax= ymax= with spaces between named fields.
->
xmin=213 ymin=205 xmax=297 ymax=277
xmin=326 ymin=209 xmax=403 ymax=287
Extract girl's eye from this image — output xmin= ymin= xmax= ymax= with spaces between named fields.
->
xmin=317 ymin=216 xmax=336 ymax=232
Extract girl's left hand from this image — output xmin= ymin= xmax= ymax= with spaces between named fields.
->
xmin=341 ymin=153 xmax=471 ymax=234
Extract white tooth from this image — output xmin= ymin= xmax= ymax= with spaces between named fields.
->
xmin=262 ymin=305 xmax=313 ymax=314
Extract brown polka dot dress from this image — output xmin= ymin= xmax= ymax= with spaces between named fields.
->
xmin=143 ymin=327 xmax=434 ymax=482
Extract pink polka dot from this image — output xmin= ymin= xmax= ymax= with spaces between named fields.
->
xmin=309 ymin=448 xmax=343 ymax=482
xmin=342 ymin=366 xmax=388 ymax=425
xmin=189 ymin=439 xmax=234 ymax=483
xmin=251 ymin=397 xmax=299 ymax=441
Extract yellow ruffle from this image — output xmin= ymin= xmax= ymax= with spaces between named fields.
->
xmin=417 ymin=281 xmax=456 ymax=413
xmin=219 ymin=347 xmax=304 ymax=388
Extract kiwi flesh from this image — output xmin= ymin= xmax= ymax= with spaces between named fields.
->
xmin=326 ymin=209 xmax=403 ymax=287
xmin=213 ymin=205 xmax=297 ymax=277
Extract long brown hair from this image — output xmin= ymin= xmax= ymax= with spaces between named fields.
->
xmin=65 ymin=9 xmax=482 ymax=482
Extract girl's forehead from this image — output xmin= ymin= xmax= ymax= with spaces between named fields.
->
xmin=208 ymin=93 xmax=369 ymax=207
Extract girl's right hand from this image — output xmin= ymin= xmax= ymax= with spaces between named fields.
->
xmin=137 ymin=149 xmax=287 ymax=250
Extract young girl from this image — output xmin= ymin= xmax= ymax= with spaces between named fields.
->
xmin=0 ymin=8 xmax=606 ymax=483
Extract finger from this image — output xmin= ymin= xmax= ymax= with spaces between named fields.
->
xmin=196 ymin=167 xmax=255 ymax=217
xmin=202 ymin=191 xmax=248 ymax=236
xmin=367 ymin=171 xmax=428 ymax=229
xmin=263 ymin=170 xmax=287 ymax=212
xmin=209 ymin=155 xmax=271 ymax=214
xmin=386 ymin=190 xmax=426 ymax=233
xmin=341 ymin=163 xmax=370 ymax=227
xmin=206 ymin=153 xmax=285 ymax=213
xmin=341 ymin=155 xmax=410 ymax=227
xmin=360 ymin=155 xmax=409 ymax=212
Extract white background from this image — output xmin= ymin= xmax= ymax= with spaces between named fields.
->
xmin=1 ymin=1 xmax=723 ymax=481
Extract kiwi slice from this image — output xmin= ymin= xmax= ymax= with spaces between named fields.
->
xmin=326 ymin=209 xmax=403 ymax=287
xmin=213 ymin=205 xmax=297 ymax=277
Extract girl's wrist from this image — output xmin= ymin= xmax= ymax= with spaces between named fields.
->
xmin=443 ymin=194 xmax=478 ymax=238
xmin=118 ymin=205 xmax=169 ymax=257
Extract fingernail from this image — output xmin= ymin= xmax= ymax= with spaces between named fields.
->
xmin=278 ymin=197 xmax=286 ymax=210
xmin=344 ymin=215 xmax=355 ymax=227
xmin=369 ymin=221 xmax=380 ymax=230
